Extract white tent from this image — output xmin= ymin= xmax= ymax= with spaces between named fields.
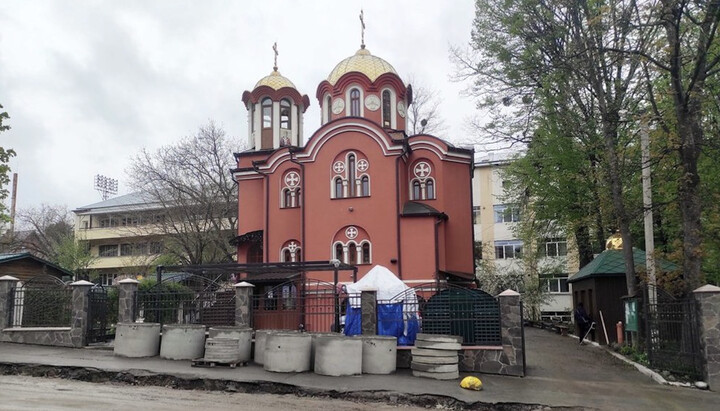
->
xmin=345 ymin=265 xmax=417 ymax=307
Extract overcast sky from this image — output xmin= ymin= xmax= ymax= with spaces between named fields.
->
xmin=0 ymin=0 xmax=482 ymax=214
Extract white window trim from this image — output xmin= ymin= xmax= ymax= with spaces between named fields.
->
xmin=409 ymin=177 xmax=436 ymax=200
xmin=330 ymin=240 xmax=372 ymax=265
xmin=280 ymin=246 xmax=301 ymax=262
xmin=381 ymin=87 xmax=397 ymax=129
xmin=323 ymin=93 xmax=332 ymax=124
xmin=345 ymin=86 xmax=364 ymax=117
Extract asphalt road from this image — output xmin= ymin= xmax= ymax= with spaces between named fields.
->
xmin=0 ymin=375 xmax=424 ymax=411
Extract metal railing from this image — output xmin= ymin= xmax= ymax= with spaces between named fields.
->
xmin=8 ymin=286 xmax=73 ymax=328
xmin=134 ymin=289 xmax=235 ymax=327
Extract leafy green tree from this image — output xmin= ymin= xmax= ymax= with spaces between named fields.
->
xmin=55 ymin=235 xmax=96 ymax=279
xmin=0 ymin=104 xmax=16 ymax=222
xmin=459 ymin=0 xmax=645 ymax=295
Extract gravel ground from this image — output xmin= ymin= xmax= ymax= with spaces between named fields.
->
xmin=0 ymin=375 xmax=426 ymax=411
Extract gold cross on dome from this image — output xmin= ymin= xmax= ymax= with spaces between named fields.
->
xmin=272 ymin=42 xmax=278 ymax=71
xmin=359 ymin=9 xmax=365 ymax=49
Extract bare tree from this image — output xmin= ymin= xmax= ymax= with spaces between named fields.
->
xmin=406 ymin=76 xmax=448 ymax=137
xmin=127 ymin=122 xmax=240 ymax=265
xmin=9 ymin=204 xmax=73 ymax=261
xmin=1 ymin=204 xmax=95 ymax=277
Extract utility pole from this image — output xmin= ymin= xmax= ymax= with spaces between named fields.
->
xmin=641 ymin=118 xmax=656 ymax=306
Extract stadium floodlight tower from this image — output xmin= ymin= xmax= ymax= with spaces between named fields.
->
xmin=94 ymin=174 xmax=118 ymax=201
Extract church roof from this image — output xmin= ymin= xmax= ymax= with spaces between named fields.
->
xmin=401 ymin=201 xmax=447 ymax=219
xmin=327 ymin=48 xmax=398 ymax=85
xmin=254 ymin=69 xmax=297 ymax=90
xmin=567 ymin=248 xmax=678 ymax=283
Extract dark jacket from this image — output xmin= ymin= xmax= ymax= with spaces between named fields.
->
xmin=574 ymin=306 xmax=591 ymax=324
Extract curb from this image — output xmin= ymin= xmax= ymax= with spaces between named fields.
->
xmin=569 ymin=333 xmax=695 ymax=389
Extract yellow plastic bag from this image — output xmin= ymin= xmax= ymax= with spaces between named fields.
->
xmin=460 ymin=376 xmax=483 ymax=391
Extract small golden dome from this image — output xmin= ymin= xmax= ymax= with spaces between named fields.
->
xmin=606 ymin=232 xmax=623 ymax=250
xmin=254 ymin=69 xmax=296 ymax=90
xmin=327 ymin=48 xmax=398 ymax=85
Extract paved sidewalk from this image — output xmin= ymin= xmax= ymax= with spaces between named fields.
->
xmin=0 ymin=327 xmax=718 ymax=409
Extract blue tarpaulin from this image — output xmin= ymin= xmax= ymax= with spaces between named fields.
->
xmin=344 ymin=301 xmax=419 ymax=345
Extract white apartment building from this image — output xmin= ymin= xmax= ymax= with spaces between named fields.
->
xmin=73 ymin=193 xmax=165 ymax=286
xmin=473 ymin=152 xmax=577 ymax=322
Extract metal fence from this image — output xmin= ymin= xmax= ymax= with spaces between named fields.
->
xmin=134 ymin=274 xmax=235 ymax=327
xmin=643 ymin=286 xmax=703 ymax=380
xmin=253 ymin=280 xmax=503 ymax=345
xmin=378 ymin=283 xmax=502 ymax=346
xmin=252 ymin=279 xmax=338 ymax=332
xmin=87 ymin=285 xmax=116 ymax=343
xmin=7 ymin=276 xmax=72 ymax=328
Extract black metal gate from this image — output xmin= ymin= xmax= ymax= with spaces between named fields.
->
xmin=644 ymin=287 xmax=703 ymax=380
xmin=87 ymin=285 xmax=116 ymax=344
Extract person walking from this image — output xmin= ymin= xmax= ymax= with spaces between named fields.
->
xmin=574 ymin=302 xmax=593 ymax=344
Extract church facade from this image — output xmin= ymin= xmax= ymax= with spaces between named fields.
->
xmin=232 ymin=43 xmax=474 ymax=286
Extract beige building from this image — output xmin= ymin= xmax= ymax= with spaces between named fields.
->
xmin=73 ymin=193 xmax=165 ymax=285
xmin=473 ymin=152 xmax=577 ymax=322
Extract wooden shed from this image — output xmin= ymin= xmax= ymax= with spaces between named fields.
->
xmin=567 ymin=248 xmax=675 ymax=345
xmin=0 ymin=253 xmax=73 ymax=282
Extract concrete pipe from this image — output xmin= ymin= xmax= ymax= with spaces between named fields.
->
xmin=309 ymin=332 xmax=342 ymax=370
xmin=253 ymin=329 xmax=273 ymax=365
xmin=114 ymin=323 xmax=161 ymax=358
xmin=263 ymin=332 xmax=312 ymax=373
xmin=160 ymin=324 xmax=206 ymax=360
xmin=314 ymin=335 xmax=362 ymax=376
xmin=209 ymin=326 xmax=253 ymax=362
xmin=360 ymin=335 xmax=397 ymax=374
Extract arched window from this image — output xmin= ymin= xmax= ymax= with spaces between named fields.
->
xmin=296 ymin=248 xmax=302 ymax=262
xmin=296 ymin=188 xmax=301 ymax=207
xmin=335 ymin=243 xmax=344 ymax=261
xmin=426 ymin=179 xmax=435 ymax=199
xmin=412 ymin=180 xmax=421 ymax=200
xmin=280 ymin=99 xmax=291 ymax=129
xmin=348 ymin=243 xmax=358 ymax=265
xmin=325 ymin=95 xmax=332 ymax=123
xmin=334 ymin=177 xmax=344 ymax=199
xmin=262 ymin=98 xmax=272 ymax=128
xmin=283 ymin=189 xmax=292 ymax=208
xmin=283 ymin=249 xmax=291 ymax=262
xmin=382 ymin=90 xmax=391 ymax=128
xmin=350 ymin=89 xmax=361 ymax=116
xmin=348 ymin=154 xmax=356 ymax=197
xmin=362 ymin=242 xmax=371 ymax=264
xmin=361 ymin=176 xmax=369 ymax=196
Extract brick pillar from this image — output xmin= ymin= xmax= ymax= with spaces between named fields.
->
xmin=69 ymin=280 xmax=93 ymax=347
xmin=0 ymin=275 xmax=19 ymax=330
xmin=694 ymin=284 xmax=720 ymax=390
xmin=117 ymin=278 xmax=139 ymax=323
xmin=234 ymin=281 xmax=254 ymax=327
xmin=498 ymin=289 xmax=525 ymax=377
xmin=361 ymin=290 xmax=377 ymax=335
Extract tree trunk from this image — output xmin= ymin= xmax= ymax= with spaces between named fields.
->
xmin=602 ymin=121 xmax=636 ymax=296
xmin=574 ymin=224 xmax=594 ymax=267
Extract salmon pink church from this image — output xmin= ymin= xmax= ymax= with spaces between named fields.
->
xmin=232 ymin=38 xmax=475 ymax=288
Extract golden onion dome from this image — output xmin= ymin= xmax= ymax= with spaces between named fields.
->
xmin=327 ymin=48 xmax=399 ymax=85
xmin=254 ymin=69 xmax=297 ymax=90
xmin=606 ymin=232 xmax=623 ymax=250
